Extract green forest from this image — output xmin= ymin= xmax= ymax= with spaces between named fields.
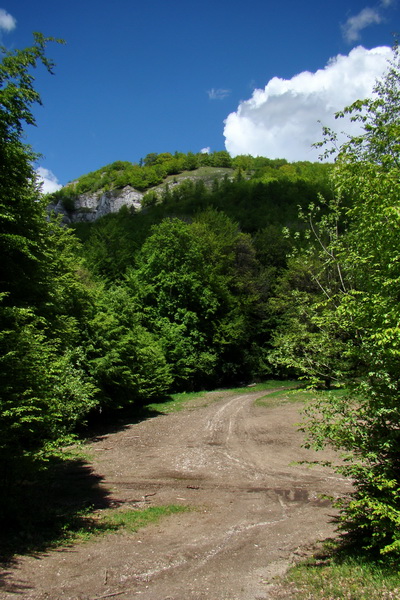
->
xmin=1 ymin=34 xmax=400 ymax=562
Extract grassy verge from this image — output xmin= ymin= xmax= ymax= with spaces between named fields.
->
xmin=229 ymin=380 xmax=301 ymax=395
xmin=270 ymin=546 xmax=400 ymax=599
xmin=254 ymin=385 xmax=346 ymax=408
xmin=145 ymin=390 xmax=206 ymax=414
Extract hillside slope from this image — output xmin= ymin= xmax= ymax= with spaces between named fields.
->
xmin=48 ymin=166 xmax=234 ymax=223
xmin=47 ymin=152 xmax=331 ymax=224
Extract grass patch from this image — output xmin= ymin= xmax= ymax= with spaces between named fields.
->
xmin=271 ymin=547 xmax=400 ymax=600
xmin=146 ymin=390 xmax=206 ymax=414
xmin=255 ymin=385 xmax=346 ymax=408
xmin=255 ymin=388 xmax=315 ymax=407
xmin=70 ymin=505 xmax=191 ymax=544
xmin=96 ymin=504 xmax=190 ymax=534
xmin=235 ymin=380 xmax=301 ymax=394
xmin=161 ymin=166 xmax=233 ymax=187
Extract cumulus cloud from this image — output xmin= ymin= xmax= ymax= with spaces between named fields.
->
xmin=223 ymin=46 xmax=393 ymax=162
xmin=207 ymin=88 xmax=231 ymax=100
xmin=200 ymin=147 xmax=211 ymax=154
xmin=36 ymin=167 xmax=62 ymax=194
xmin=0 ymin=8 xmax=16 ymax=32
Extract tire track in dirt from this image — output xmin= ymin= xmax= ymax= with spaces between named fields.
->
xmin=0 ymin=389 xmax=351 ymax=600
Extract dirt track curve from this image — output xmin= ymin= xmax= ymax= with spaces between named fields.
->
xmin=0 ymin=389 xmax=351 ymax=600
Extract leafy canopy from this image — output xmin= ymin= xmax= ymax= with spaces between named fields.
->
xmin=271 ymin=45 xmax=400 ymax=558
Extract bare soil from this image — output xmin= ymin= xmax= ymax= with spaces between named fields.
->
xmin=0 ymin=389 xmax=351 ymax=600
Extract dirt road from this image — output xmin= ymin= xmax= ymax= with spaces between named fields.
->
xmin=0 ymin=389 xmax=351 ymax=600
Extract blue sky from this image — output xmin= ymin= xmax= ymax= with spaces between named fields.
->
xmin=2 ymin=0 xmax=399 ymax=191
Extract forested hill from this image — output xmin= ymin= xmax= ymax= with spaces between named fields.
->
xmin=4 ymin=35 xmax=400 ymax=564
xmin=48 ymin=151 xmax=332 ymax=225
xmin=3 ymin=28 xmax=343 ymax=542
xmin=47 ymin=152 xmax=333 ymax=284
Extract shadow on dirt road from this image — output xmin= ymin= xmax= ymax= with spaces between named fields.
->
xmin=0 ymin=458 xmax=110 ymax=561
xmin=0 ymin=389 xmax=351 ymax=600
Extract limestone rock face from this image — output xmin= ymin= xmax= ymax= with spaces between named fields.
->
xmin=48 ymin=186 xmax=143 ymax=223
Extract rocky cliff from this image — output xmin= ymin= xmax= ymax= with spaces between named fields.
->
xmin=48 ymin=185 xmax=143 ymax=223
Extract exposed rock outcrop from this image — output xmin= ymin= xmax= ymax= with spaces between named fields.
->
xmin=48 ymin=185 xmax=143 ymax=223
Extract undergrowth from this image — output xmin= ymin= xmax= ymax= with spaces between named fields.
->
xmin=255 ymin=385 xmax=346 ymax=407
xmin=270 ymin=544 xmax=400 ymax=599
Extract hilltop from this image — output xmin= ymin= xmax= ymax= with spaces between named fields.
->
xmin=47 ymin=151 xmax=332 ymax=224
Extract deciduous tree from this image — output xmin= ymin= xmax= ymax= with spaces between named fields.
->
xmin=271 ymin=45 xmax=400 ymax=557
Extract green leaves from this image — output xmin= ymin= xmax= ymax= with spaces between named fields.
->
xmin=0 ymin=33 xmax=63 ymax=141
xmin=275 ymin=44 xmax=400 ymax=557
xmin=126 ymin=213 xmax=267 ymax=390
xmin=0 ymin=35 xmax=102 ymax=487
xmin=0 ymin=305 xmax=97 ymax=459
xmin=87 ymin=285 xmax=172 ymax=405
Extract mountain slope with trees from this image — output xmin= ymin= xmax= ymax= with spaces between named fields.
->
xmin=1 ymin=33 xmax=329 ymax=505
xmin=2 ymin=33 xmax=400 ymax=562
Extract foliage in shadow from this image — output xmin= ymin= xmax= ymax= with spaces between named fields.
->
xmin=0 ymin=400 xmax=168 ymax=563
xmin=2 ymin=384 xmax=293 ymax=564
xmin=80 ymin=400 xmax=165 ymax=440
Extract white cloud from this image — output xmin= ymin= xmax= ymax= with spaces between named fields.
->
xmin=342 ymin=0 xmax=395 ymax=42
xmin=342 ymin=8 xmax=382 ymax=42
xmin=0 ymin=8 xmax=16 ymax=32
xmin=207 ymin=88 xmax=231 ymax=100
xmin=200 ymin=147 xmax=211 ymax=154
xmin=223 ymin=46 xmax=393 ymax=162
xmin=36 ymin=167 xmax=62 ymax=194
